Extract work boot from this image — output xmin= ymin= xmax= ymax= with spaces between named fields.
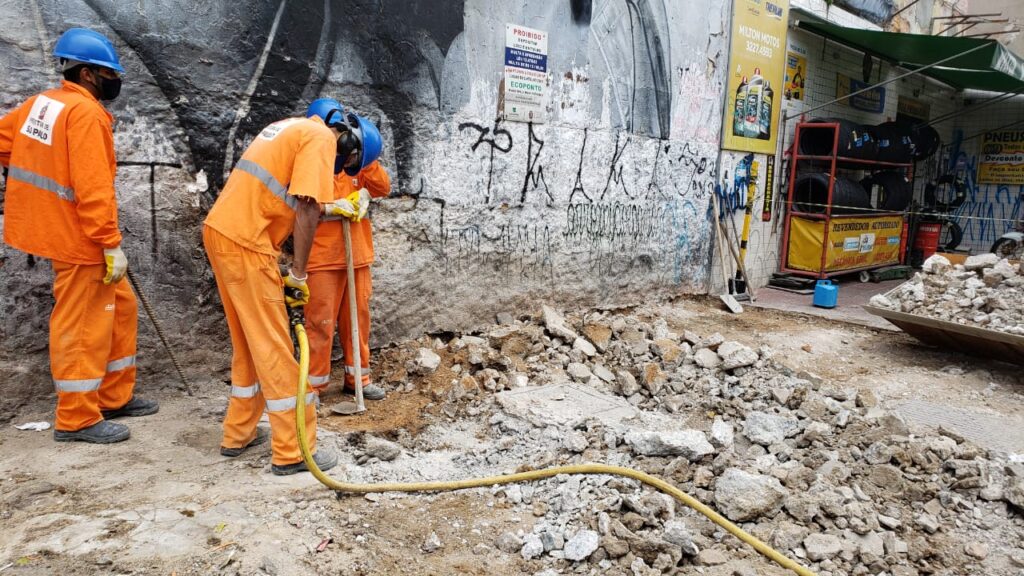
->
xmin=345 ymin=383 xmax=386 ymax=401
xmin=220 ymin=426 xmax=270 ymax=457
xmin=271 ymin=448 xmax=338 ymax=476
xmin=101 ymin=397 xmax=159 ymax=419
xmin=53 ymin=420 xmax=130 ymax=444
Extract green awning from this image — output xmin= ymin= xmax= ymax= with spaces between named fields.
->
xmin=798 ymin=20 xmax=1024 ymax=93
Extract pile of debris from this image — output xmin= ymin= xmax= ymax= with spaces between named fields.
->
xmin=336 ymin=305 xmax=1024 ymax=575
xmin=870 ymin=253 xmax=1024 ymax=335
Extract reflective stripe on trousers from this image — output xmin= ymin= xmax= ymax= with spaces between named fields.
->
xmin=8 ymin=166 xmax=76 ymax=202
xmin=344 ymin=366 xmax=371 ymax=375
xmin=308 ymin=374 xmax=331 ymax=386
xmin=106 ymin=355 xmax=136 ymax=373
xmin=54 ymin=377 xmax=102 ymax=393
xmin=231 ymin=382 xmax=261 ymax=398
xmin=234 ymin=159 xmax=297 ymax=210
xmin=265 ymin=392 xmax=316 ymax=413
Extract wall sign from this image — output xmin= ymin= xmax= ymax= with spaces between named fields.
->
xmin=784 ymin=50 xmax=806 ymax=102
xmin=979 ymin=130 xmax=1024 ymax=185
xmin=723 ymin=0 xmax=791 ymax=155
xmin=836 ymin=73 xmax=885 ymax=113
xmin=502 ymin=23 xmax=548 ymax=123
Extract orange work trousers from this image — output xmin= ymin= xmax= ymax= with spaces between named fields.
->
xmin=305 ymin=267 xmax=371 ymax=394
xmin=203 ymin=226 xmax=317 ymax=466
xmin=50 ymin=260 xmax=137 ymax=431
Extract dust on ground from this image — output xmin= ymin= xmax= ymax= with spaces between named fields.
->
xmin=0 ymin=295 xmax=1021 ymax=576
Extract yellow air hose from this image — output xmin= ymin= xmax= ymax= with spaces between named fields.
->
xmin=292 ymin=321 xmax=817 ymax=576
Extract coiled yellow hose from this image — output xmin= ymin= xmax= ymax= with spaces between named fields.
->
xmin=292 ymin=322 xmax=816 ymax=576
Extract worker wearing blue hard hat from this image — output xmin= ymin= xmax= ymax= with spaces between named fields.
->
xmin=302 ymin=98 xmax=390 ymax=402
xmin=1 ymin=28 xmax=156 ymax=444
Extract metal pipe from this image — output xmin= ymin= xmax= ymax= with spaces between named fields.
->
xmin=783 ymin=42 xmax=993 ymax=121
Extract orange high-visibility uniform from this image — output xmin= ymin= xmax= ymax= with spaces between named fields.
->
xmin=0 ymin=80 xmax=137 ymax=432
xmin=204 ymin=116 xmax=335 ymax=466
xmin=305 ymin=161 xmax=390 ymax=392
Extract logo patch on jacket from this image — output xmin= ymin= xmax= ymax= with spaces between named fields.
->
xmin=259 ymin=118 xmax=303 ymax=141
xmin=20 ymin=96 xmax=65 ymax=145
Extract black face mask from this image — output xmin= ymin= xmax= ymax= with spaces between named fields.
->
xmin=335 ymin=129 xmax=361 ymax=175
xmin=90 ymin=69 xmax=122 ymax=101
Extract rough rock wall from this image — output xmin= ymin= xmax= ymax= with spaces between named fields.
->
xmin=0 ymin=0 xmax=727 ymax=368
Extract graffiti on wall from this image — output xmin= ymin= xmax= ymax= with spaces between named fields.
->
xmin=944 ymin=152 xmax=1024 ymax=250
xmin=5 ymin=0 xmax=727 ymax=344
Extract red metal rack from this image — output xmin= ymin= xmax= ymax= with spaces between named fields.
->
xmin=780 ymin=121 xmax=913 ymax=280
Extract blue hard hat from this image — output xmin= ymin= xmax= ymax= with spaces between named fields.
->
xmin=306 ymin=97 xmax=345 ymax=126
xmin=343 ymin=113 xmax=383 ymax=176
xmin=53 ymin=28 xmax=124 ymax=73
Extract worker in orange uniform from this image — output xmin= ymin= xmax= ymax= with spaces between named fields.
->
xmin=303 ymin=99 xmax=388 ymax=400
xmin=205 ymin=102 xmax=382 ymax=475
xmin=0 ymin=28 xmax=158 ymax=444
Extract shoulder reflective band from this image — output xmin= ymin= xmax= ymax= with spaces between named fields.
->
xmin=308 ymin=374 xmax=331 ymax=386
xmin=106 ymin=355 xmax=136 ymax=373
xmin=230 ymin=382 xmax=261 ymax=398
xmin=8 ymin=166 xmax=76 ymax=202
xmin=54 ymin=377 xmax=102 ymax=393
xmin=265 ymin=392 xmax=315 ymax=413
xmin=235 ymin=159 xmax=298 ymax=210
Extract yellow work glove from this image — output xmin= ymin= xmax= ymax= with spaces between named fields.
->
xmin=283 ymin=270 xmax=310 ymax=308
xmin=323 ymin=188 xmax=369 ymax=222
xmin=102 ymin=246 xmax=128 ymax=285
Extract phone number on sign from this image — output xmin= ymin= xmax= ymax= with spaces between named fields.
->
xmin=745 ymin=40 xmax=773 ymax=58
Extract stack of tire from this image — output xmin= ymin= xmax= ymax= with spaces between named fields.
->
xmin=799 ymin=117 xmax=940 ymax=163
xmin=795 ymin=118 xmax=941 ymax=214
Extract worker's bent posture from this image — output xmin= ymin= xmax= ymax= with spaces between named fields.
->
xmin=0 ymin=28 xmax=157 ymax=444
xmin=303 ymin=98 xmax=389 ymax=400
xmin=204 ymin=108 xmax=372 ymax=474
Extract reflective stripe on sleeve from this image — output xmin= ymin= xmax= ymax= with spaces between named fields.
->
xmin=265 ymin=392 xmax=316 ymax=413
xmin=235 ymin=159 xmax=297 ymax=210
xmin=8 ymin=166 xmax=75 ymax=202
xmin=54 ymin=377 xmax=102 ymax=393
xmin=230 ymin=382 xmax=261 ymax=398
xmin=105 ymin=355 xmax=136 ymax=373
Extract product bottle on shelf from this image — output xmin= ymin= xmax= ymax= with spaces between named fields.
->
xmin=733 ymin=75 xmax=748 ymax=137
xmin=758 ymin=81 xmax=773 ymax=140
xmin=745 ymin=68 xmax=763 ymax=138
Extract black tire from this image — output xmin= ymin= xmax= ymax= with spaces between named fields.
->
xmin=991 ymin=237 xmax=1022 ymax=259
xmin=794 ymin=173 xmax=872 ymax=215
xmin=942 ymin=220 xmax=963 ymax=251
xmin=861 ymin=171 xmax=912 ymax=212
xmin=873 ymin=122 xmax=914 ymax=163
xmin=799 ymin=118 xmax=877 ymax=160
xmin=910 ymin=124 xmax=940 ymax=160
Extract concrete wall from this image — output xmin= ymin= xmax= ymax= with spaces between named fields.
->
xmin=0 ymin=0 xmax=728 ymax=359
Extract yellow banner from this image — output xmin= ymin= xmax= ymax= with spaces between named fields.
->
xmin=723 ymin=0 xmax=790 ymax=155
xmin=785 ymin=51 xmax=806 ymax=101
xmin=979 ymin=130 xmax=1024 ymax=185
xmin=788 ymin=215 xmax=903 ymax=273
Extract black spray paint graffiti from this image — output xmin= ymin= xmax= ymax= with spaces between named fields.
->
xmin=520 ymin=123 xmax=553 ymax=205
xmin=458 ymin=120 xmax=512 ymax=204
xmin=441 ymin=220 xmax=554 ymax=280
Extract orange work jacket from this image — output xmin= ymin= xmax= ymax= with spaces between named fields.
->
xmin=0 ymin=81 xmax=120 ymax=264
xmin=205 ymin=116 xmax=336 ymax=255
xmin=307 ymin=161 xmax=391 ymax=271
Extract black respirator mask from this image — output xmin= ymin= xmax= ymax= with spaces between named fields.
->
xmin=90 ymin=67 xmax=122 ymax=101
xmin=326 ymin=111 xmax=362 ymax=175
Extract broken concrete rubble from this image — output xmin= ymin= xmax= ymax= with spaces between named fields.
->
xmin=872 ymin=254 xmax=1024 ymax=335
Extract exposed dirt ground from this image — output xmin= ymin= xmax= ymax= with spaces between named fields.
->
xmin=1 ymin=296 xmax=1021 ymax=576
